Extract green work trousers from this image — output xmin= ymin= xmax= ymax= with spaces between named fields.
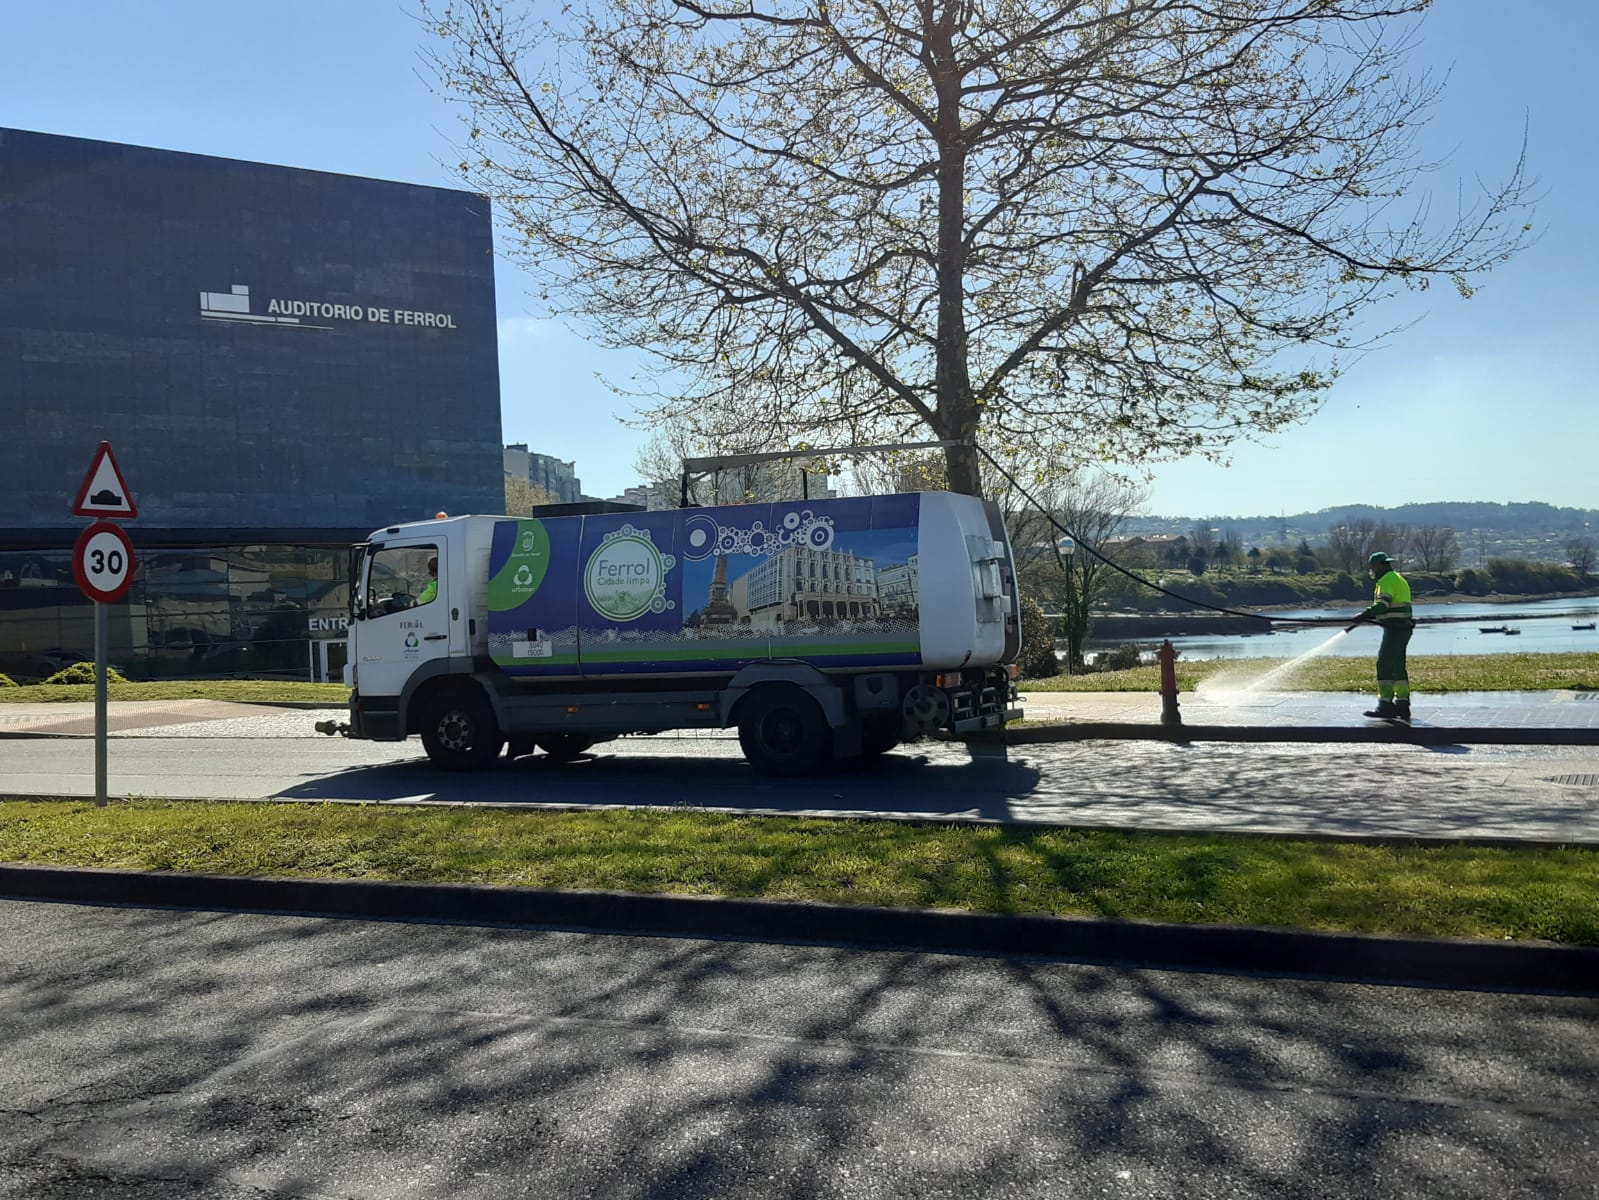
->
xmin=1376 ymin=621 xmax=1415 ymax=699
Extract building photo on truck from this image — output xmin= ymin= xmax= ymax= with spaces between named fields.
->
xmin=323 ymin=491 xmax=1022 ymax=774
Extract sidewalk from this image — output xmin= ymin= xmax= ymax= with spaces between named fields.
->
xmin=0 ymin=699 xmax=317 ymax=737
xmin=1018 ymin=688 xmax=1599 ymax=730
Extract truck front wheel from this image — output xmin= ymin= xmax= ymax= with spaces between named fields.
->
xmin=737 ymin=686 xmax=829 ymax=776
xmin=419 ymin=687 xmax=504 ymax=771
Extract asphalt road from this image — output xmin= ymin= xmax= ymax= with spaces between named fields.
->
xmin=7 ymin=730 xmax=1599 ymax=842
xmin=3 ymin=898 xmax=1596 ymax=1199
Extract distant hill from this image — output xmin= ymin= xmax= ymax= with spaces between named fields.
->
xmin=1123 ymin=501 xmax=1599 ymax=563
xmin=1292 ymin=501 xmax=1599 ymax=537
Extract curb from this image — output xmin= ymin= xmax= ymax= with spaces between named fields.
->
xmin=3 ymin=864 xmax=1595 ymax=996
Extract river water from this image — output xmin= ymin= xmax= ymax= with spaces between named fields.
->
xmin=1084 ymin=596 xmax=1599 ymax=662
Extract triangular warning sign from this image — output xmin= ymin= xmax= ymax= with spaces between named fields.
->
xmin=71 ymin=441 xmax=138 ymax=519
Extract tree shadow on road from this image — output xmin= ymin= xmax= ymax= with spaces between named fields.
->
xmin=3 ymin=899 xmax=1595 ymax=1198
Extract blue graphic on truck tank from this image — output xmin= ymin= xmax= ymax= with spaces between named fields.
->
xmin=489 ymin=494 xmax=923 ymax=676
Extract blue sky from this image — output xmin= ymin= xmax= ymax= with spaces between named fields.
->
xmin=3 ymin=1 xmax=1594 ymax=517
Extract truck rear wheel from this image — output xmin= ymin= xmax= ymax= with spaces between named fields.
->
xmin=738 ymin=685 xmax=829 ymax=776
xmin=860 ymin=715 xmax=903 ymax=758
xmin=419 ymin=687 xmax=504 ymax=771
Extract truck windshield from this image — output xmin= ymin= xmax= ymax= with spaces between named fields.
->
xmin=366 ymin=544 xmax=439 ymax=618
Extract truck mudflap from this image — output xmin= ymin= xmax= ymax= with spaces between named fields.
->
xmin=950 ymin=706 xmax=1023 ymax=735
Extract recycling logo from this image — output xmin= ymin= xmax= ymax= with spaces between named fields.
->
xmin=404 ymin=632 xmax=420 ymax=649
xmin=489 ymin=520 xmax=551 ymax=613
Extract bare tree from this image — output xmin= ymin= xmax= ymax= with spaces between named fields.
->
xmin=1408 ymin=525 xmax=1460 ymax=572
xmin=427 ymin=0 xmax=1531 ymax=497
xmin=1372 ymin=521 xmax=1410 ymax=559
xmin=1323 ymin=521 xmax=1373 ymax=575
xmin=504 ymin=476 xmax=558 ymax=515
xmin=1010 ymin=471 xmax=1146 ymax=673
xmin=1568 ymin=536 xmax=1596 ymax=581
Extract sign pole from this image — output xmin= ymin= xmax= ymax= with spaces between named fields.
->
xmin=94 ymin=601 xmax=108 ymax=806
xmin=72 ymin=441 xmax=138 ymax=808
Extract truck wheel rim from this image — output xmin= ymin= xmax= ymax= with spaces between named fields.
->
xmin=438 ymin=711 xmax=473 ymax=751
xmin=759 ymin=710 xmax=802 ymax=755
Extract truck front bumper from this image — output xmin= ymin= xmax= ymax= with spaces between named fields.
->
xmin=348 ymin=692 xmax=405 ymax=741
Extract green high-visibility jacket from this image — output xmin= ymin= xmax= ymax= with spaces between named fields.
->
xmin=1359 ymin=569 xmax=1412 ymax=624
xmin=417 ymin=579 xmax=437 ymax=605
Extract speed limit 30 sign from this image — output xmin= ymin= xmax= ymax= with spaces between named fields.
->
xmin=73 ymin=521 xmax=138 ymax=604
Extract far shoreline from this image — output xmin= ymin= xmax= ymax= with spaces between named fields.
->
xmin=1250 ymin=590 xmax=1599 ymax=613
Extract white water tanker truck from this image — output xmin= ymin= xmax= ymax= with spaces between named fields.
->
xmin=324 ymin=491 xmax=1021 ymax=774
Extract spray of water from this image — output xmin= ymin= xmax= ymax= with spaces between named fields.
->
xmin=1195 ymin=629 xmax=1350 ymax=703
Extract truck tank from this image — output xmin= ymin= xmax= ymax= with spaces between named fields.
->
xmin=485 ymin=491 xmax=1018 ymax=679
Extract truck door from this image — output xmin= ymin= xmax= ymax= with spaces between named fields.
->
xmin=353 ymin=540 xmax=449 ymax=698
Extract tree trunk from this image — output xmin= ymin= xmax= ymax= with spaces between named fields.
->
xmin=943 ymin=436 xmax=982 ymax=498
xmin=930 ymin=20 xmax=980 ymax=498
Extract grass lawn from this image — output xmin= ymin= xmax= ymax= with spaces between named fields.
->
xmin=1022 ymin=653 xmax=1599 ymax=694
xmin=2 ymin=799 xmax=1595 ymax=945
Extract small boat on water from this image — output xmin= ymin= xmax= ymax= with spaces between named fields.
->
xmin=1503 ymin=628 xmax=1522 ymax=635
xmin=1479 ymin=625 xmax=1510 ymax=634
xmin=1574 ymin=622 xmax=1597 ymax=631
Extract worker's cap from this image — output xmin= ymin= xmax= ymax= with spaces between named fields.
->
xmin=1367 ymin=551 xmax=1391 ymax=565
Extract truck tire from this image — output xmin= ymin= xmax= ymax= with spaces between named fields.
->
xmin=737 ymin=685 xmax=829 ymax=776
xmin=419 ymin=686 xmax=504 ymax=771
xmin=859 ymin=715 xmax=903 ymax=758
xmin=535 ymin=734 xmax=595 ymax=763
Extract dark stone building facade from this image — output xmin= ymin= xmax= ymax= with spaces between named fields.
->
xmin=0 ymin=128 xmax=504 ymax=679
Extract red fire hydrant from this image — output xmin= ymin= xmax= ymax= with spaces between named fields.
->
xmin=1157 ymin=639 xmax=1182 ymax=726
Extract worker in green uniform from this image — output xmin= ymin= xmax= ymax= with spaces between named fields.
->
xmin=1345 ymin=551 xmax=1414 ymax=722
xmin=417 ymin=556 xmax=438 ymax=606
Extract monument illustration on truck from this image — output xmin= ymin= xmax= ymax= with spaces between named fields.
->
xmin=322 ymin=491 xmax=1020 ymax=774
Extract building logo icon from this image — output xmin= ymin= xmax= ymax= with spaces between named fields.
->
xmin=199 ymin=284 xmax=331 ymax=330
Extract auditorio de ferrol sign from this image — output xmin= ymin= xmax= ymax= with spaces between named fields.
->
xmin=199 ymin=284 xmax=458 ymax=331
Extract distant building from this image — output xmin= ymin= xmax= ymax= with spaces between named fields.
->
xmin=606 ymin=484 xmax=672 ymax=512
xmin=0 ymin=127 xmax=502 ymax=682
xmin=503 ymin=444 xmax=584 ymax=504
